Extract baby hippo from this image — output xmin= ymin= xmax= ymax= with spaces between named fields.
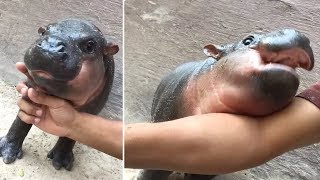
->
xmin=142 ymin=29 xmax=314 ymax=180
xmin=0 ymin=19 xmax=119 ymax=170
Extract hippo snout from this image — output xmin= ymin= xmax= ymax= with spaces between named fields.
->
xmin=252 ymin=29 xmax=314 ymax=70
xmin=259 ymin=29 xmax=310 ymax=50
xmin=36 ymin=36 xmax=68 ymax=58
xmin=24 ymin=36 xmax=80 ymax=82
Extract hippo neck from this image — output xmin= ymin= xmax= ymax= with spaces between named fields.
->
xmin=75 ymin=56 xmax=114 ymax=114
xmin=180 ymin=57 xmax=235 ymax=116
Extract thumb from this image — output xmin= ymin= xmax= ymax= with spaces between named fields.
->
xmin=28 ymin=88 xmax=66 ymax=108
xmin=16 ymin=62 xmax=28 ymax=74
xmin=16 ymin=62 xmax=33 ymax=81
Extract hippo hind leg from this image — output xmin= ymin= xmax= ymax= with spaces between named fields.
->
xmin=184 ymin=174 xmax=216 ymax=180
xmin=47 ymin=137 xmax=75 ymax=170
xmin=138 ymin=169 xmax=172 ymax=180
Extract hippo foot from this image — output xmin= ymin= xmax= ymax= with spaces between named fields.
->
xmin=138 ymin=170 xmax=172 ymax=180
xmin=0 ymin=136 xmax=23 ymax=164
xmin=47 ymin=147 xmax=74 ymax=170
xmin=184 ymin=174 xmax=216 ymax=180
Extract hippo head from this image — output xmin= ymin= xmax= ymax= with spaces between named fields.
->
xmin=24 ymin=19 xmax=118 ymax=102
xmin=203 ymin=29 xmax=314 ymax=116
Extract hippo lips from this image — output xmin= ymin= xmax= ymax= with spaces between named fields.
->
xmin=26 ymin=59 xmax=83 ymax=82
xmin=257 ymin=63 xmax=299 ymax=77
xmin=29 ymin=70 xmax=55 ymax=80
xmin=257 ymin=47 xmax=314 ymax=71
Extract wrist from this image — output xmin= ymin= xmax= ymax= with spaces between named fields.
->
xmin=64 ymin=112 xmax=123 ymax=159
xmin=65 ymin=110 xmax=82 ymax=139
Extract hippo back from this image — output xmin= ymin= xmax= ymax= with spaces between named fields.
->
xmin=151 ymin=58 xmax=216 ymax=122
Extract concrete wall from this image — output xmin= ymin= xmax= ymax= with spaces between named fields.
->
xmin=124 ymin=0 xmax=320 ymax=179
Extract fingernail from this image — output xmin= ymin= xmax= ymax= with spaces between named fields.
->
xmin=34 ymin=118 xmax=40 ymax=124
xmin=36 ymin=110 xmax=42 ymax=116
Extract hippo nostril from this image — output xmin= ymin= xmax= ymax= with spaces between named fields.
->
xmin=56 ymin=41 xmax=65 ymax=47
xmin=57 ymin=46 xmax=66 ymax=53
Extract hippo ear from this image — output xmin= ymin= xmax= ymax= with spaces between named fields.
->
xmin=203 ymin=44 xmax=223 ymax=59
xmin=104 ymin=43 xmax=119 ymax=56
xmin=38 ymin=26 xmax=46 ymax=35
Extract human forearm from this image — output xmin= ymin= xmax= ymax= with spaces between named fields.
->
xmin=125 ymin=97 xmax=320 ymax=174
xmin=261 ymin=98 xmax=320 ymax=158
xmin=125 ymin=114 xmax=267 ymax=174
xmin=68 ymin=112 xmax=123 ymax=159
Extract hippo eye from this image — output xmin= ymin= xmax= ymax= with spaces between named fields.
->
xmin=81 ymin=40 xmax=96 ymax=53
xmin=242 ymin=36 xmax=255 ymax=46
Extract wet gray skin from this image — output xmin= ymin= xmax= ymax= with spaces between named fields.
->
xmin=141 ymin=29 xmax=314 ymax=180
xmin=0 ymin=19 xmax=119 ymax=170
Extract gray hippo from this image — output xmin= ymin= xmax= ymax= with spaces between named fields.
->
xmin=142 ymin=29 xmax=314 ymax=180
xmin=0 ymin=19 xmax=119 ymax=170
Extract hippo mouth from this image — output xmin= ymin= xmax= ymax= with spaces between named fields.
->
xmin=29 ymin=70 xmax=55 ymax=80
xmin=28 ymin=62 xmax=83 ymax=82
xmin=256 ymin=47 xmax=314 ymax=71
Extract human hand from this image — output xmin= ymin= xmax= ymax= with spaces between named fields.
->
xmin=16 ymin=62 xmax=79 ymax=137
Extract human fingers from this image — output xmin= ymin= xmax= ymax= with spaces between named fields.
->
xmin=16 ymin=62 xmax=33 ymax=80
xmin=16 ymin=82 xmax=28 ymax=93
xmin=16 ymin=83 xmax=29 ymax=97
xmin=17 ymin=98 xmax=43 ymax=117
xmin=16 ymin=62 xmax=28 ymax=74
xmin=18 ymin=110 xmax=40 ymax=124
xmin=27 ymin=88 xmax=66 ymax=108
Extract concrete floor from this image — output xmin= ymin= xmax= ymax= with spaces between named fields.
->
xmin=1 ymin=0 xmax=320 ymax=179
xmin=0 ymin=0 xmax=122 ymax=179
xmin=124 ymin=0 xmax=320 ymax=179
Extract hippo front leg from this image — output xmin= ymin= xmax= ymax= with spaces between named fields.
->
xmin=138 ymin=169 xmax=172 ymax=180
xmin=184 ymin=174 xmax=216 ymax=180
xmin=0 ymin=116 xmax=32 ymax=164
xmin=47 ymin=137 xmax=75 ymax=170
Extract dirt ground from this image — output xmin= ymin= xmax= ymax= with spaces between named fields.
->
xmin=0 ymin=80 xmax=121 ymax=179
xmin=124 ymin=0 xmax=320 ymax=179
xmin=0 ymin=0 xmax=122 ymax=179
